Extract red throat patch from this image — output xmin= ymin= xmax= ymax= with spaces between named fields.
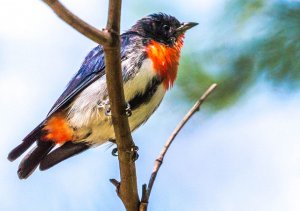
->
xmin=42 ymin=115 xmax=73 ymax=144
xmin=146 ymin=35 xmax=184 ymax=89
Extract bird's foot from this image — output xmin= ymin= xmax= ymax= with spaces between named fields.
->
xmin=111 ymin=145 xmax=139 ymax=162
xmin=97 ymin=99 xmax=111 ymax=116
xmin=112 ymin=147 xmax=118 ymax=156
xmin=125 ymin=102 xmax=132 ymax=117
xmin=130 ymin=145 xmax=139 ymax=161
xmin=104 ymin=100 xmax=111 ymax=116
xmin=98 ymin=100 xmax=131 ymax=117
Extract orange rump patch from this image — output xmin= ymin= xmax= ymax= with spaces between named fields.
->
xmin=43 ymin=115 xmax=73 ymax=144
xmin=146 ymin=35 xmax=184 ymax=89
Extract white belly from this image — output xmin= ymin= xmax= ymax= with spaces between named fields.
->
xmin=67 ymin=58 xmax=166 ymax=145
xmin=82 ymin=83 xmax=165 ymax=145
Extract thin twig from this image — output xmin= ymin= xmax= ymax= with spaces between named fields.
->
xmin=141 ymin=83 xmax=218 ymax=209
xmin=43 ymin=0 xmax=111 ymax=45
xmin=139 ymin=184 xmax=148 ymax=211
xmin=110 ymin=179 xmax=121 ymax=197
xmin=110 ymin=178 xmax=120 ymax=189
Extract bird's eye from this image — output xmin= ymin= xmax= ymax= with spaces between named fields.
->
xmin=163 ymin=24 xmax=170 ymax=31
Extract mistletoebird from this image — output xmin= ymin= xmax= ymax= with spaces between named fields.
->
xmin=8 ymin=13 xmax=198 ymax=179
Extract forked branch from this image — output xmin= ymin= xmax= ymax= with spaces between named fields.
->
xmin=42 ymin=0 xmax=139 ymax=210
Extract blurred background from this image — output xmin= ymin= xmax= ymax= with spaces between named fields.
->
xmin=1 ymin=0 xmax=300 ymax=210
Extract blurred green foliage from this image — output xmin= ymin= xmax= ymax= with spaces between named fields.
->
xmin=177 ymin=0 xmax=300 ymax=110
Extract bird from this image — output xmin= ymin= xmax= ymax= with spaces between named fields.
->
xmin=8 ymin=13 xmax=198 ymax=179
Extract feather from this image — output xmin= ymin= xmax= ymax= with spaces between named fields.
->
xmin=17 ymin=140 xmax=55 ymax=179
xmin=48 ymin=35 xmax=131 ymax=116
xmin=39 ymin=141 xmax=89 ymax=171
xmin=8 ymin=123 xmax=44 ymax=161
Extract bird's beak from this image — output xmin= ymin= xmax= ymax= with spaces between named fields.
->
xmin=176 ymin=22 xmax=198 ymax=34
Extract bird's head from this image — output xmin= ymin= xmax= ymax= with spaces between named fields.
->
xmin=129 ymin=13 xmax=198 ymax=46
xmin=128 ymin=13 xmax=198 ymax=89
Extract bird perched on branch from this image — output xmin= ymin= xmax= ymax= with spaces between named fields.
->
xmin=8 ymin=13 xmax=198 ymax=179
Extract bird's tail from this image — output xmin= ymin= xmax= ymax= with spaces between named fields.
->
xmin=39 ymin=141 xmax=89 ymax=171
xmin=17 ymin=140 xmax=55 ymax=179
xmin=7 ymin=123 xmax=55 ymax=179
xmin=7 ymin=123 xmax=45 ymax=162
xmin=8 ymin=116 xmax=90 ymax=179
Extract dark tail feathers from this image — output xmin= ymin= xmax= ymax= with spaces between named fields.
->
xmin=8 ymin=124 xmax=44 ymax=161
xmin=40 ymin=141 xmax=89 ymax=171
xmin=17 ymin=140 xmax=55 ymax=179
xmin=8 ymin=126 xmax=90 ymax=179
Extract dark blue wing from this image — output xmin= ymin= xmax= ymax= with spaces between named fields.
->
xmin=47 ymin=35 xmax=132 ymax=116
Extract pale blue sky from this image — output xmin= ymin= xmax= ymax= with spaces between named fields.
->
xmin=1 ymin=0 xmax=300 ymax=210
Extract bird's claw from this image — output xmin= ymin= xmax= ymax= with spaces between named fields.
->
xmin=111 ymin=145 xmax=139 ymax=162
xmin=130 ymin=145 xmax=139 ymax=161
xmin=112 ymin=148 xmax=118 ymax=156
xmin=98 ymin=100 xmax=131 ymax=117
xmin=104 ymin=100 xmax=111 ymax=116
xmin=105 ymin=106 xmax=111 ymax=116
xmin=125 ymin=103 xmax=132 ymax=117
xmin=97 ymin=99 xmax=112 ymax=116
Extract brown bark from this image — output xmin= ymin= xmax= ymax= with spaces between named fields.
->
xmin=104 ymin=2 xmax=140 ymax=209
xmin=42 ymin=1 xmax=139 ymax=210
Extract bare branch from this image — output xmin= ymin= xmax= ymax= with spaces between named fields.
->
xmin=110 ymin=178 xmax=121 ymax=198
xmin=139 ymin=184 xmax=148 ymax=211
xmin=110 ymin=178 xmax=120 ymax=190
xmin=43 ymin=0 xmax=139 ymax=210
xmin=141 ymin=83 xmax=218 ymax=209
xmin=103 ymin=1 xmax=140 ymax=211
xmin=42 ymin=0 xmax=111 ymax=45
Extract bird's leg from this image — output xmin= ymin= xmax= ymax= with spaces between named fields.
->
xmin=111 ymin=145 xmax=139 ymax=162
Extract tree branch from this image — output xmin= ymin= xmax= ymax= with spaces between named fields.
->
xmin=42 ymin=1 xmax=139 ymax=210
xmin=104 ymin=1 xmax=139 ymax=211
xmin=43 ymin=0 xmax=111 ymax=45
xmin=140 ymin=83 xmax=218 ymax=210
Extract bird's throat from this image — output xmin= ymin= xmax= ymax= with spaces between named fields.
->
xmin=146 ymin=35 xmax=184 ymax=89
